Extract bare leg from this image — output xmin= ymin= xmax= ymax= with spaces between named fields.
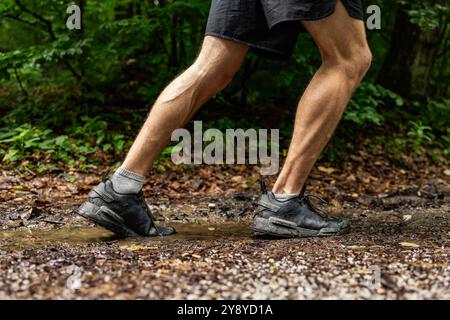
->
xmin=121 ymin=36 xmax=249 ymax=175
xmin=272 ymin=1 xmax=372 ymax=194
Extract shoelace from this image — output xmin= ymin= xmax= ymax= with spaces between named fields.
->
xmin=137 ymin=192 xmax=163 ymax=236
xmin=299 ymin=194 xmax=329 ymax=218
xmin=102 ymin=169 xmax=111 ymax=182
xmin=257 ymin=180 xmax=330 ymax=218
xmin=103 ymin=169 xmax=163 ymax=236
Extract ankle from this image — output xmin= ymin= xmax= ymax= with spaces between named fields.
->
xmin=273 ymin=192 xmax=300 ymax=201
xmin=110 ymin=167 xmax=145 ymax=194
xmin=272 ymin=185 xmax=299 ymax=195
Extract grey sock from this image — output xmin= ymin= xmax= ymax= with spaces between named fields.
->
xmin=274 ymin=193 xmax=299 ymax=201
xmin=110 ymin=167 xmax=145 ymax=194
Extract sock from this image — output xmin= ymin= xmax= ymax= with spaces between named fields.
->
xmin=274 ymin=193 xmax=299 ymax=201
xmin=110 ymin=167 xmax=145 ymax=194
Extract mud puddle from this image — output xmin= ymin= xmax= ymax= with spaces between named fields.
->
xmin=0 ymin=222 xmax=252 ymax=250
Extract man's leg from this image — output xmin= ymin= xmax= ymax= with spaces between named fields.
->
xmin=272 ymin=0 xmax=372 ymax=195
xmin=251 ymin=1 xmax=370 ymax=237
xmin=78 ymin=36 xmax=248 ymax=237
xmin=121 ymin=36 xmax=249 ymax=176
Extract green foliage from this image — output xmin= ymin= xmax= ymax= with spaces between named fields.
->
xmin=0 ymin=117 xmax=129 ymax=169
xmin=407 ymin=121 xmax=434 ymax=148
xmin=406 ymin=1 xmax=450 ymax=30
xmin=0 ymin=0 xmax=448 ymax=170
xmin=344 ymin=83 xmax=404 ymax=126
xmin=0 ymin=124 xmax=90 ymax=165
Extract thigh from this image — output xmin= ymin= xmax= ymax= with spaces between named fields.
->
xmin=302 ymin=0 xmax=368 ymax=59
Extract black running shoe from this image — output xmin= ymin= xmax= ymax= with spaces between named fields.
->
xmin=250 ymin=181 xmax=349 ymax=238
xmin=77 ymin=174 xmax=175 ymax=238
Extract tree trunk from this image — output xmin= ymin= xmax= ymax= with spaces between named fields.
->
xmin=377 ymin=2 xmax=445 ymax=100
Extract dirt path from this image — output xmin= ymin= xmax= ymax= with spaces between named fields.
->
xmin=0 ymin=189 xmax=449 ymax=299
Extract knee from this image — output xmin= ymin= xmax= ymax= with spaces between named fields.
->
xmin=182 ymin=64 xmax=234 ymax=95
xmin=192 ymin=61 xmax=238 ymax=89
xmin=323 ymin=47 xmax=372 ymax=84
xmin=354 ymin=47 xmax=372 ymax=80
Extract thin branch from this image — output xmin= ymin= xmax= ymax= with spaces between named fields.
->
xmin=1 ymin=11 xmax=38 ymax=28
xmin=11 ymin=0 xmax=82 ymax=80
xmin=15 ymin=0 xmax=56 ymax=40
xmin=14 ymin=68 xmax=28 ymax=97
xmin=63 ymin=60 xmax=82 ymax=80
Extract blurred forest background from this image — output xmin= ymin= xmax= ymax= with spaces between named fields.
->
xmin=0 ymin=0 xmax=448 ymax=174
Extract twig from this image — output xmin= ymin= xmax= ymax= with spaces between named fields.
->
xmin=15 ymin=0 xmax=56 ymax=40
xmin=13 ymin=0 xmax=82 ymax=80
xmin=13 ymin=68 xmax=28 ymax=97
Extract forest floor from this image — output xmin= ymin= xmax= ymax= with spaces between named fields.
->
xmin=0 ymin=160 xmax=449 ymax=299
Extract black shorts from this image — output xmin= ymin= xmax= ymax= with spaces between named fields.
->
xmin=205 ymin=0 xmax=364 ymax=61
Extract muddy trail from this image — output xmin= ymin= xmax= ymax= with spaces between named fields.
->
xmin=0 ymin=170 xmax=449 ymax=299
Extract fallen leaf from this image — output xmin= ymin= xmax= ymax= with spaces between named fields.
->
xmin=444 ymin=169 xmax=450 ymax=176
xmin=157 ymin=269 xmax=171 ymax=274
xmin=231 ymin=176 xmax=243 ymax=183
xmin=318 ymin=166 xmax=336 ymax=174
xmin=191 ymin=254 xmax=202 ymax=259
xmin=348 ymin=245 xmax=366 ymax=251
xmin=20 ymin=206 xmax=41 ymax=220
xmin=120 ymin=244 xmax=146 ymax=251
xmin=170 ymin=181 xmax=181 ymax=190
xmin=399 ymin=242 xmax=420 ymax=248
xmin=354 ymin=268 xmax=372 ymax=275
xmin=402 ymin=215 xmax=412 ymax=221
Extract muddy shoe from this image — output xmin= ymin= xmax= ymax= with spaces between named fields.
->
xmin=250 ymin=181 xmax=349 ymax=238
xmin=77 ymin=175 xmax=175 ymax=238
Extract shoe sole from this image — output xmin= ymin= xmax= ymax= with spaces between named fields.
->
xmin=250 ymin=216 xmax=349 ymax=238
xmin=77 ymin=201 xmax=139 ymax=238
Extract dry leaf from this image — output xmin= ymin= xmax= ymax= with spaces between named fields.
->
xmin=318 ymin=166 xmax=336 ymax=174
xmin=348 ymin=245 xmax=366 ymax=251
xmin=399 ymin=242 xmax=420 ymax=248
xmin=120 ymin=244 xmax=146 ymax=251
xmin=403 ymin=215 xmax=412 ymax=221
xmin=354 ymin=268 xmax=372 ymax=275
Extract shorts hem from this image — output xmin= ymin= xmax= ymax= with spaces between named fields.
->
xmin=267 ymin=2 xmax=364 ymax=29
